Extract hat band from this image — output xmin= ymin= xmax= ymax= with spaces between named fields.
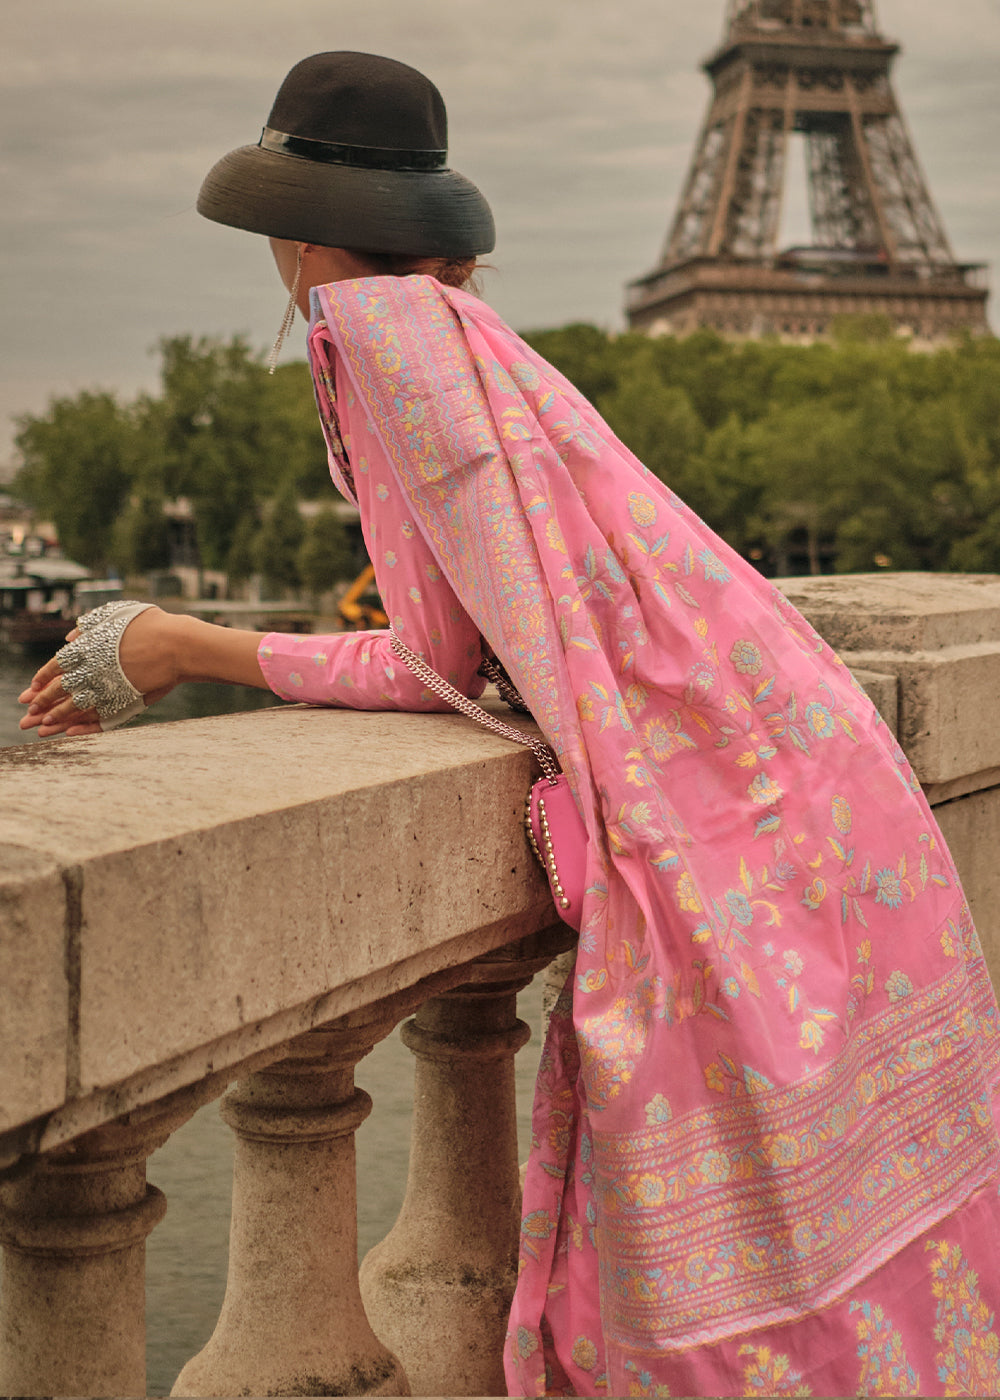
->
xmin=259 ymin=126 xmax=448 ymax=172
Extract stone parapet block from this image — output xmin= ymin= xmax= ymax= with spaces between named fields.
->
xmin=934 ymin=787 xmax=1000 ymax=983
xmin=0 ymin=703 xmax=557 ymax=1160
xmin=777 ymin=573 xmax=1000 ymax=654
xmin=778 ymin=574 xmax=1000 ymax=790
xmin=834 ymin=644 xmax=1000 ymax=793
xmin=0 ymin=845 xmax=70 ymax=1146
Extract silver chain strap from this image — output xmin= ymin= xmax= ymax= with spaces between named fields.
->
xmin=389 ymin=630 xmax=560 ymax=783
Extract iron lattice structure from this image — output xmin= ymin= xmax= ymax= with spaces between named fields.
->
xmin=627 ymin=0 xmax=989 ymax=341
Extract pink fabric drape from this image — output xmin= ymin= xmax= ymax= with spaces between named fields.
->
xmin=261 ymin=276 xmax=1000 ymax=1397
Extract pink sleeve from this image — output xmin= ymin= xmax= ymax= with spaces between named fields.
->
xmin=257 ymin=359 xmax=486 ymax=711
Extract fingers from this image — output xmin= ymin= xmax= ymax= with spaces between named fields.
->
xmin=21 ymin=698 xmax=100 ymax=737
xmin=19 ymin=673 xmax=70 ymax=714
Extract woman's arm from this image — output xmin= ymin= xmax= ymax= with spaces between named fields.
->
xmin=19 ymin=611 xmax=268 ymax=737
xmin=254 ymin=351 xmax=485 ymax=712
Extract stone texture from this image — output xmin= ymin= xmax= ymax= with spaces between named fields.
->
xmin=0 ymin=845 xmax=69 ymax=1144
xmin=0 ymin=704 xmax=555 ymax=1139
xmin=172 ymin=1018 xmax=409 ymax=1398
xmin=849 ymin=668 xmax=899 ymax=736
xmin=832 ymin=644 xmax=1000 ymax=788
xmin=779 ymin=574 xmax=1000 ymax=788
xmin=777 ymin=573 xmax=1000 ymax=654
xmin=359 ymin=947 xmax=563 ymax=1398
xmin=0 ymin=1116 xmax=177 ymax=1399
xmin=932 ymin=786 xmax=1000 ymax=987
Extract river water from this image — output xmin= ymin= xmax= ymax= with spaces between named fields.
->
xmin=0 ymin=654 xmax=544 ymax=1396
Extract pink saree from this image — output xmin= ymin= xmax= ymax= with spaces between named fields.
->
xmin=266 ymin=276 xmax=1000 ymax=1396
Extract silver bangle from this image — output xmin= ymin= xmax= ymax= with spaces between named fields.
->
xmin=57 ymin=601 xmax=154 ymax=730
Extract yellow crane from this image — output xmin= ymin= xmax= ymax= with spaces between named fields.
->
xmin=337 ymin=563 xmax=388 ymax=630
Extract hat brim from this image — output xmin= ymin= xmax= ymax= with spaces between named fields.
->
xmin=198 ymin=144 xmax=495 ymax=257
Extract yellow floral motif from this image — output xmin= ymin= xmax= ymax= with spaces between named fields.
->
xmin=624 ymin=682 xmax=650 ymax=714
xmin=546 ymin=519 xmax=567 ymax=554
xmin=675 ymin=872 xmax=703 ymax=914
xmin=577 ymin=693 xmax=595 ymax=723
xmin=730 ymin=639 xmax=764 ymax=676
xmin=748 ymin=773 xmax=783 ymax=805
xmin=832 ymin=795 xmax=853 ymax=833
xmin=571 ymin=1335 xmax=598 ymax=1371
xmin=643 ymin=713 xmax=697 ymax=763
xmin=763 ymin=1133 xmax=801 ymax=1169
xmin=645 ymin=1093 xmax=672 ymax=1124
xmin=927 ymin=1240 xmax=1000 ymax=1395
xmin=624 ymin=1359 xmax=671 ymax=1396
xmin=738 ymin=1344 xmax=811 ymax=1396
xmin=851 ymin=1300 xmax=920 ymax=1396
xmin=633 ymin=1173 xmax=667 ymax=1206
xmin=628 ymin=492 xmax=658 ymax=528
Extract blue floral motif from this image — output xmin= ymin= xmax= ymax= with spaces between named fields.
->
xmin=875 ymin=867 xmax=904 ymax=909
xmin=886 ymin=970 xmax=914 ymax=1002
xmin=805 ymin=701 xmax=836 ymax=738
xmin=725 ymin=890 xmax=754 ymax=927
xmin=699 ymin=548 xmax=732 ymax=583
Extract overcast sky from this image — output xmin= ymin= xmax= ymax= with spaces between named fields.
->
xmin=3 ymin=0 xmax=999 ymax=472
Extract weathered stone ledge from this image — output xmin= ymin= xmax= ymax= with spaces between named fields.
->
xmin=0 ymin=702 xmax=559 ymax=1166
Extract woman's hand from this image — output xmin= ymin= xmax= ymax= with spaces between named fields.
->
xmin=18 ymin=606 xmax=182 ymax=737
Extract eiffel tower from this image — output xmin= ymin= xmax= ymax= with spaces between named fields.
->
xmin=627 ymin=0 xmax=989 ymax=341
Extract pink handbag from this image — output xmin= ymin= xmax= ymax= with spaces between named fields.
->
xmin=390 ymin=632 xmax=588 ymax=930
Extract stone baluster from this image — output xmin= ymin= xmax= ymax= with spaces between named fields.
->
xmin=172 ymin=1008 xmax=410 ymax=1398
xmin=0 ymin=1113 xmax=182 ymax=1399
xmin=360 ymin=926 xmax=575 ymax=1398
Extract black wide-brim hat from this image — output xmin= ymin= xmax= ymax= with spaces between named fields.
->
xmin=198 ymin=51 xmax=495 ymax=257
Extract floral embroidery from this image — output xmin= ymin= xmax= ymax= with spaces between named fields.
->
xmin=628 ymin=492 xmax=658 ymax=528
xmin=645 ymin=1094 xmax=672 ymax=1124
xmin=698 ymin=548 xmax=732 ymax=583
xmin=731 ymin=639 xmax=764 ymax=675
xmin=805 ymin=701 xmax=836 ymax=738
xmin=832 ymin=795 xmax=853 ymax=833
xmin=927 ymin=1240 xmax=1000 ymax=1395
xmin=748 ymin=773 xmax=783 ymax=805
xmin=315 ymin=279 xmax=1000 ymax=1396
xmin=578 ymin=980 xmax=658 ymax=1110
xmin=642 ymin=713 xmax=696 ymax=763
xmin=571 ymin=1335 xmax=598 ymax=1371
xmin=623 ymin=1359 xmax=671 ymax=1396
xmin=738 ymin=1344 xmax=811 ymax=1395
xmin=885 ymin=971 xmax=914 ymax=1003
xmin=591 ymin=965 xmax=1000 ymax=1344
xmin=875 ymin=867 xmax=904 ymax=909
xmin=514 ymin=1325 xmax=539 ymax=1359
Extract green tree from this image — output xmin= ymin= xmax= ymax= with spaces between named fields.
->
xmin=297 ymin=508 xmax=355 ymax=604
xmin=153 ymin=336 xmax=327 ymax=567
xmin=254 ymin=488 xmax=304 ymax=596
xmin=13 ymin=392 xmax=137 ymax=569
xmin=225 ymin=513 xmax=260 ymax=587
xmin=110 ymin=494 xmax=173 ymax=576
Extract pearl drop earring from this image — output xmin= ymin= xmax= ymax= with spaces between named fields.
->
xmin=267 ymin=247 xmax=302 ymax=374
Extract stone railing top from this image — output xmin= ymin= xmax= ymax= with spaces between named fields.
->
xmin=0 ymin=703 xmax=558 ymax=1163
xmin=6 ymin=572 xmax=1000 ymax=1165
xmin=777 ymin=573 xmax=1000 ymax=654
xmin=778 ymin=573 xmax=1000 ymax=793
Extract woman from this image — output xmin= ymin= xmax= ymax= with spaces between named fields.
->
xmin=20 ymin=51 xmax=1000 ymax=1398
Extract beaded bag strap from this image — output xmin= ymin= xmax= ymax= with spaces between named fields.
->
xmin=389 ymin=630 xmax=560 ymax=784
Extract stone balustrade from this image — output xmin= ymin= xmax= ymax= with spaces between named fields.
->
xmin=1 ymin=572 xmax=1000 ymax=1397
